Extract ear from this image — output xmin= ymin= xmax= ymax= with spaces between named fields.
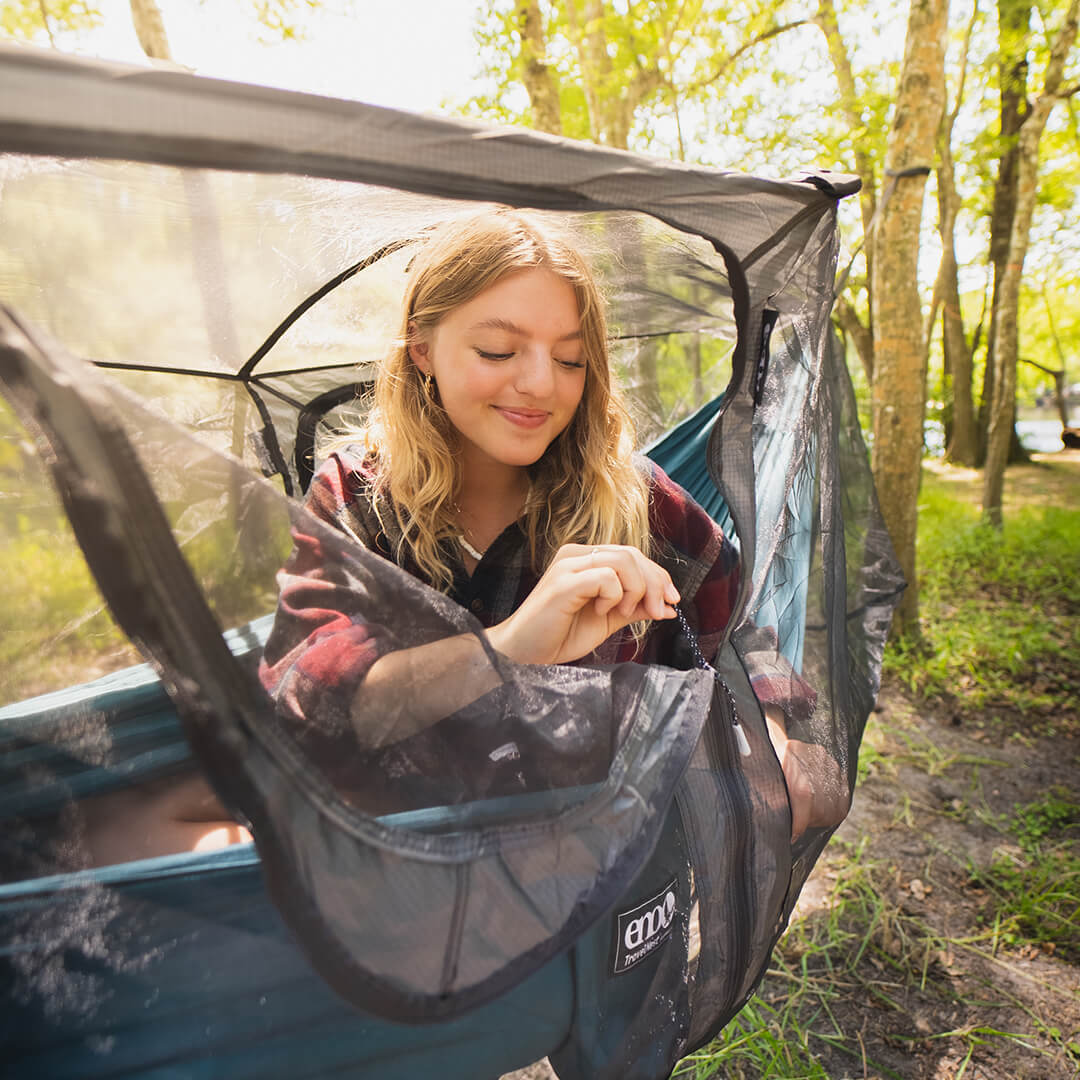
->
xmin=407 ymin=322 xmax=430 ymax=374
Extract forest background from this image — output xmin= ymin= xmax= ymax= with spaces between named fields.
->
xmin=6 ymin=0 xmax=1075 ymax=631
xmin=3 ymin=1 xmax=1080 ymax=1077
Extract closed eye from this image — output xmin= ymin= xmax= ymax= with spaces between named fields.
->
xmin=475 ymin=348 xmax=514 ymax=361
xmin=556 ymin=359 xmax=586 ymax=369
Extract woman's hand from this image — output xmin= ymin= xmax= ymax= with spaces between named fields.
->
xmin=765 ymin=707 xmax=850 ymax=840
xmin=486 ymin=543 xmax=679 ymax=665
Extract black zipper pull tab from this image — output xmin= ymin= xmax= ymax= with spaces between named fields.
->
xmin=754 ymin=307 xmax=779 ymax=407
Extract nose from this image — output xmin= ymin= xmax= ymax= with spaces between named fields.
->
xmin=512 ymin=345 xmax=556 ymax=398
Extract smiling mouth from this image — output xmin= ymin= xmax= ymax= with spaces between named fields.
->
xmin=494 ymin=406 xmax=550 ymax=429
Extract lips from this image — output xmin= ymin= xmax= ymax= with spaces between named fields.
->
xmin=493 ymin=406 xmax=551 ymax=429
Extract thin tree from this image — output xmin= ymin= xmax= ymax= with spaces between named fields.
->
xmin=869 ymin=0 xmax=948 ymax=633
xmin=932 ymin=0 xmax=981 ymax=467
xmin=983 ymin=0 xmax=1080 ymax=525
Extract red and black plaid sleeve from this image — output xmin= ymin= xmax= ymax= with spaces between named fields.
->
xmin=258 ymin=452 xmax=389 ymax=735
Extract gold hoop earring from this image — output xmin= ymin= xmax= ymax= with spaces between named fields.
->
xmin=422 ymin=371 xmax=434 ymax=398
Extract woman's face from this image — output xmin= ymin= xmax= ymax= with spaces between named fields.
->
xmin=411 ymin=267 xmax=588 ymax=474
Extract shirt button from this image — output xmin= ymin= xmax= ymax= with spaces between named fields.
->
xmin=470 ymin=598 xmax=484 ymax=614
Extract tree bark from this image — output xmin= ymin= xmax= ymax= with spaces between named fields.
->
xmin=870 ymin=0 xmax=948 ymax=635
xmin=517 ymin=1 xmax=563 ymax=135
xmin=937 ymin=2 xmax=979 ymax=466
xmin=815 ymin=0 xmax=878 ymax=370
xmin=978 ymin=0 xmax=1031 ymax=461
xmin=129 ymin=0 xmax=172 ymax=60
xmin=983 ymin=0 xmax=1080 ymax=524
xmin=565 ymin=0 xmax=618 ymax=145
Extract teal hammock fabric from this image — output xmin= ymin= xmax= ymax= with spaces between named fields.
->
xmin=0 ymin=403 xmax=735 ymax=1080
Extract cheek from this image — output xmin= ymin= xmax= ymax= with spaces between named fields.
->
xmin=440 ymin=364 xmax=503 ymax=412
xmin=564 ymin=372 xmax=588 ymax=413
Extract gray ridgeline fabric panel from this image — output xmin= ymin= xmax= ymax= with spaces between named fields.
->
xmin=0 ymin=46 xmax=853 ymax=267
xmin=0 ymin=308 xmax=716 ymax=1024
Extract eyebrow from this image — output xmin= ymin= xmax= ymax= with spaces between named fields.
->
xmin=469 ymin=318 xmax=582 ymax=342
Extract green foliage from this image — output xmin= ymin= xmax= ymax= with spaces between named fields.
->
xmin=242 ymin=0 xmax=324 ymax=42
xmin=461 ymin=0 xmax=823 ymax=159
xmin=675 ymin=998 xmax=831 ymax=1078
xmin=0 ymin=0 xmax=102 ymax=42
xmin=0 ymin=0 xmax=330 ymax=51
xmin=884 ymin=469 xmax=1080 ymax=720
xmin=973 ymin=788 xmax=1080 ymax=962
xmin=1013 ymin=785 xmax=1080 ymax=851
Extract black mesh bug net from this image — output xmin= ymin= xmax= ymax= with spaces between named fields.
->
xmin=0 ymin=44 xmax=903 ymax=1080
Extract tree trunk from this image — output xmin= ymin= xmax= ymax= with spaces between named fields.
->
xmin=942 ymin=251 xmax=978 ymax=464
xmin=870 ymin=0 xmax=948 ymax=635
xmin=983 ymin=0 xmax=1080 ymax=523
xmin=129 ymin=0 xmax=172 ymax=60
xmin=815 ymin=0 xmax=878 ymax=373
xmin=517 ymin=1 xmax=562 ymax=135
xmin=978 ymin=0 xmax=1031 ymax=462
xmin=687 ymin=335 xmax=704 ymax=410
xmin=936 ymin=10 xmax=979 ymax=467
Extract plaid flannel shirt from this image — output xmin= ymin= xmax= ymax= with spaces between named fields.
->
xmin=260 ymin=449 xmax=814 ymax=733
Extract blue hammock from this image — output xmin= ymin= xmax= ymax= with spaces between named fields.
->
xmin=0 ymin=421 xmax=737 ymax=1080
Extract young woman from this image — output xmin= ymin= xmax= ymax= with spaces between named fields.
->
xmin=80 ymin=210 xmax=842 ymax=867
xmin=258 ymin=210 xmax=846 ymax=839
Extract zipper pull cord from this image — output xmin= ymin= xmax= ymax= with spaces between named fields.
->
xmin=674 ymin=606 xmax=752 ymax=758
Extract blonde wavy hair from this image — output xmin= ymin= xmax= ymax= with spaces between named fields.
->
xmin=358 ymin=210 xmax=650 ymax=592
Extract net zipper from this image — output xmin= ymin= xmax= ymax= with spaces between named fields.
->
xmin=674 ymin=607 xmax=751 ymax=758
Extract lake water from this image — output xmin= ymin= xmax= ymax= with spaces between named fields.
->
xmin=924 ymin=417 xmax=1073 ymax=456
xmin=1016 ymin=419 xmax=1072 ymax=453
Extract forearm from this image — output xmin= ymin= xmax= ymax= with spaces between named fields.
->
xmin=351 ymin=631 xmax=502 ymax=749
xmin=763 ymin=704 xmax=849 ymax=839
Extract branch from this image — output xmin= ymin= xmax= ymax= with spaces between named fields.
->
xmin=36 ymin=0 xmax=56 ymax=47
xmin=813 ymin=0 xmax=878 ymax=232
xmin=834 ymin=296 xmax=874 ymax=383
xmin=685 ymin=19 xmax=812 ymax=93
xmin=1018 ymin=356 xmax=1064 ymax=377
xmin=1038 ymin=0 xmax=1080 ymax=102
xmin=945 ymin=0 xmax=980 ymax=131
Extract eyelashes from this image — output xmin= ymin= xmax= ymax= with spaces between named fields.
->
xmin=474 ymin=348 xmax=585 ymax=370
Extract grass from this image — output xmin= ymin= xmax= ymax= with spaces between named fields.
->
xmin=973 ymin=787 xmax=1080 ymax=963
xmin=683 ymin=827 xmax=1074 ymax=1079
xmin=0 ymin=403 xmax=290 ymax=705
xmin=0 ymin=513 xmax=133 ymax=704
xmin=883 ymin=463 xmax=1080 ymax=725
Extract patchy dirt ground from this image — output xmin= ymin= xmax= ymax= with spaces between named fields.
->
xmin=770 ymin=679 xmax=1080 ymax=1080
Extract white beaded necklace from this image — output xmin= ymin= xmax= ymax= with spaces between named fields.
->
xmin=458 ymin=534 xmax=486 ymax=561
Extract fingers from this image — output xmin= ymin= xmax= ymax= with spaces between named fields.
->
xmin=558 ymin=544 xmax=679 ymax=622
xmin=493 ymin=544 xmax=681 ymax=666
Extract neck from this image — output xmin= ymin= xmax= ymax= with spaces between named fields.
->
xmin=455 ymin=454 xmax=530 ymax=556
xmin=458 ymin=454 xmax=529 ymax=518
